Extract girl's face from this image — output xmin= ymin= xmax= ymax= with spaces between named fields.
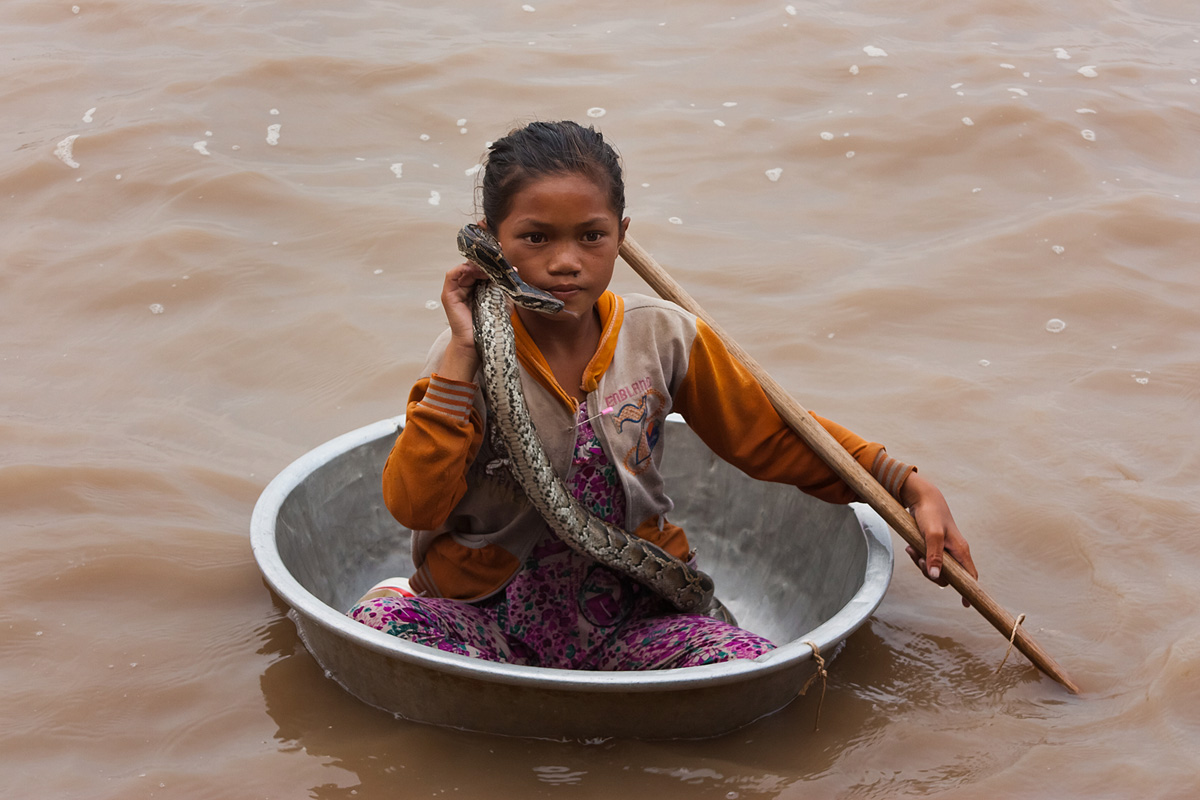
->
xmin=490 ymin=171 xmax=629 ymax=320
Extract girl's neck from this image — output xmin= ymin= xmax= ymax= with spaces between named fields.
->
xmin=516 ymin=304 xmax=603 ymax=402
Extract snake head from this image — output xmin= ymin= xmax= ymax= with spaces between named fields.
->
xmin=457 ymin=223 xmax=566 ymax=315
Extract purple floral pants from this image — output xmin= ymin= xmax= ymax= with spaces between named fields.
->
xmin=348 ymin=401 xmax=775 ymax=670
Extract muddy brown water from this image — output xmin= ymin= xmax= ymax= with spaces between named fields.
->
xmin=3 ymin=1 xmax=1199 ymax=797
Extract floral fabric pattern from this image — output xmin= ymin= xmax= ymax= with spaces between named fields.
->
xmin=348 ymin=400 xmax=776 ymax=669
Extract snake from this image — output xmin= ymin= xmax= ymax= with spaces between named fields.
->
xmin=457 ymin=223 xmax=732 ymax=622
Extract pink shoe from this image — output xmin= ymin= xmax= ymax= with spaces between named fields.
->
xmin=354 ymin=576 xmax=417 ymax=605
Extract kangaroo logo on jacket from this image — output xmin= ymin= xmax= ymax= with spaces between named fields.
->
xmin=610 ymin=387 xmax=668 ymax=476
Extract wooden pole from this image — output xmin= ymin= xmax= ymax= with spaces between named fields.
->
xmin=619 ymin=234 xmax=1081 ymax=695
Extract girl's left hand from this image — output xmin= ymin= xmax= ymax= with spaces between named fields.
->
xmin=898 ymin=471 xmax=978 ymax=608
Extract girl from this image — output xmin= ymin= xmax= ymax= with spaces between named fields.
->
xmin=349 ymin=120 xmax=977 ymax=670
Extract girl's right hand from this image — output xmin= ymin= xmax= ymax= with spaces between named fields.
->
xmin=436 ymin=261 xmax=486 ymax=382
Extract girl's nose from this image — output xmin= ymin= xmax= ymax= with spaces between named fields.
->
xmin=548 ymin=243 xmax=582 ymax=274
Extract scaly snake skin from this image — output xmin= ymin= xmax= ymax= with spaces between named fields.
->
xmin=457 ymin=223 xmax=731 ymax=621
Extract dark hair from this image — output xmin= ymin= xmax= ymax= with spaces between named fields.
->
xmin=479 ymin=120 xmax=625 ymax=228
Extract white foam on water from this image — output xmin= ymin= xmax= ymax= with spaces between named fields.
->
xmin=82 ymin=107 xmax=96 ymax=123
xmin=270 ymin=108 xmax=280 ymax=115
xmin=863 ymin=46 xmax=887 ymax=57
xmin=765 ymin=167 xmax=782 ymax=182
xmin=1045 ymin=318 xmax=1066 ymax=333
xmin=390 ymin=163 xmax=403 ymax=178
xmin=456 ymin=118 xmax=467 ymax=126
xmin=149 ymin=304 xmax=164 ymax=315
xmin=1077 ymin=108 xmax=1097 ymax=114
xmin=1081 ymin=129 xmax=1096 ymax=141
xmin=962 ymin=117 xmax=975 ymax=126
xmin=845 ymin=151 xmax=855 ymax=158
xmin=193 ymin=141 xmax=210 ymax=155
xmin=54 ymin=135 xmax=81 ymax=168
xmin=979 ymin=359 xmax=990 ymax=367
xmin=522 ymin=4 xmax=535 ymax=10
xmin=428 ymin=190 xmax=441 ymax=206
xmin=1000 ymin=63 xmax=1016 ymax=70
xmin=714 ymin=119 xmax=725 ymax=127
xmin=72 ymin=5 xmax=79 ymax=13
xmin=849 ymin=64 xmax=860 ymax=75
xmin=723 ymin=101 xmax=737 ymax=107
xmin=420 ymin=133 xmax=430 ymax=141
xmin=668 ymin=217 xmax=683 ymax=224
xmin=465 ymin=164 xmax=482 ymax=176
xmin=1052 ymin=245 xmax=1065 ymax=254
xmin=266 ymin=124 xmax=281 ymax=145
xmin=1009 ymin=87 xmax=1029 ymax=96
xmin=897 ymin=92 xmax=909 ymax=98
xmin=785 ymin=5 xmax=797 ymax=15
xmin=1054 ymin=47 xmax=1071 ymax=60
xmin=587 ymin=107 xmax=606 ymax=117
xmin=424 ymin=299 xmax=440 ymax=310
xmin=373 ymin=269 xmax=383 ymax=275
xmin=820 ymin=131 xmax=834 ymax=140
xmin=1078 ymin=65 xmax=1098 ymax=77
xmin=459 ymin=127 xmax=468 ymax=134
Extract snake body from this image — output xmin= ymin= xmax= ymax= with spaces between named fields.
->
xmin=457 ymin=223 xmax=727 ymax=619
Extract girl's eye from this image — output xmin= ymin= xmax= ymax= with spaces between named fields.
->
xmin=582 ymin=231 xmax=603 ymax=242
xmin=523 ymin=232 xmax=547 ymax=244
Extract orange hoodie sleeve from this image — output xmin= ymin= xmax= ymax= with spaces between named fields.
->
xmin=381 ymin=373 xmax=484 ymax=530
xmin=673 ymin=319 xmax=914 ymax=504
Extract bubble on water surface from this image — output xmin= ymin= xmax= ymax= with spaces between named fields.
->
xmin=420 ymin=133 xmax=431 ymax=141
xmin=979 ymin=359 xmax=990 ymax=367
xmin=1052 ymin=245 xmax=1065 ymax=254
xmin=962 ymin=117 xmax=975 ymax=126
xmin=820 ymin=131 xmax=834 ymax=140
xmin=668 ymin=217 xmax=683 ymax=224
xmin=193 ymin=141 xmax=210 ymax=155
xmin=373 ymin=269 xmax=383 ymax=275
xmin=1009 ymin=87 xmax=1028 ymax=96
xmin=54 ymin=135 xmax=81 ymax=168
xmin=82 ymin=107 xmax=96 ymax=123
xmin=464 ymin=164 xmax=482 ymax=176
xmin=1054 ymin=47 xmax=1071 ymax=60
xmin=266 ymin=124 xmax=281 ymax=145
xmin=1078 ymin=65 xmax=1098 ymax=77
xmin=785 ymin=5 xmax=796 ymax=15
xmin=390 ymin=163 xmax=403 ymax=178
xmin=1081 ymin=129 xmax=1096 ymax=141
xmin=270 ymin=108 xmax=280 ymax=115
xmin=1077 ymin=108 xmax=1097 ymax=114
xmin=428 ymin=190 xmax=441 ymax=206
xmin=149 ymin=304 xmax=164 ymax=315
xmin=713 ymin=119 xmax=725 ymax=127
xmin=863 ymin=46 xmax=887 ymax=57
xmin=1045 ymin=318 xmax=1066 ymax=333
xmin=522 ymin=4 xmax=535 ymax=10
xmin=765 ymin=167 xmax=783 ymax=182
xmin=849 ymin=64 xmax=859 ymax=75
xmin=424 ymin=300 xmax=439 ymax=310
xmin=586 ymin=107 xmax=606 ymax=118
xmin=72 ymin=5 xmax=80 ymax=13
xmin=845 ymin=151 xmax=855 ymax=158
xmin=1134 ymin=375 xmax=1149 ymax=385
xmin=723 ymin=101 xmax=738 ymax=107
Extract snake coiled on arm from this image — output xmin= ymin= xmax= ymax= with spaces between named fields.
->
xmin=457 ymin=223 xmax=732 ymax=622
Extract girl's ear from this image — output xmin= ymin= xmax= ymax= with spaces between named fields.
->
xmin=618 ymin=216 xmax=631 ymax=243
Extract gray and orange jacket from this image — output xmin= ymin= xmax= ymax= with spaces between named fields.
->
xmin=382 ymin=291 xmax=913 ymax=601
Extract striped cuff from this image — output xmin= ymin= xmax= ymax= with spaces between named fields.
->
xmin=419 ymin=373 xmax=477 ymax=422
xmin=871 ymin=450 xmax=915 ymax=501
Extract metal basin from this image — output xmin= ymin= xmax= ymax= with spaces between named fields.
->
xmin=251 ymin=415 xmax=892 ymax=739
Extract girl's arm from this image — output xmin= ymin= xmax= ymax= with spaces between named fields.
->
xmin=382 ymin=262 xmax=488 ymax=530
xmin=382 ymin=375 xmax=483 ymax=530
